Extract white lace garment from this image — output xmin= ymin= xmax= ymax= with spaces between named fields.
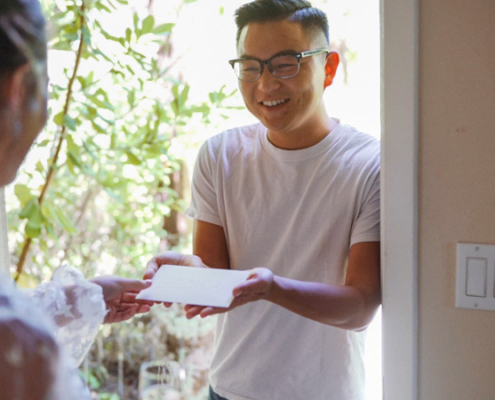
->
xmin=0 ymin=265 xmax=106 ymax=400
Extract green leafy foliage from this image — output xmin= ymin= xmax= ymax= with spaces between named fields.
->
xmin=7 ymin=0 xmax=239 ymax=396
xmin=10 ymin=0 xmax=237 ymax=279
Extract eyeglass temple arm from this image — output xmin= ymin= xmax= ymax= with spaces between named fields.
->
xmin=300 ymin=49 xmax=329 ymax=58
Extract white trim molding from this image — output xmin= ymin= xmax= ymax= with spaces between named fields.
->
xmin=380 ymin=0 xmax=419 ymax=399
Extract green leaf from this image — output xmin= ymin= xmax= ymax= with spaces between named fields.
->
xmin=77 ymin=76 xmax=86 ymax=88
xmin=87 ymin=372 xmax=101 ymax=389
xmin=14 ymin=184 xmax=32 ymax=204
xmin=180 ymin=84 xmax=190 ymax=108
xmin=67 ymin=150 xmax=82 ymax=168
xmin=66 ymin=134 xmax=79 ymax=154
xmin=81 ymin=25 xmax=91 ymax=45
xmin=170 ymin=84 xmax=190 ymax=116
xmin=21 ymin=199 xmax=43 ymax=238
xmin=130 ymin=49 xmax=146 ymax=60
xmin=45 ymin=221 xmax=57 ymax=241
xmin=141 ymin=15 xmax=155 ymax=35
xmin=25 ymin=220 xmax=42 ymax=238
xmin=82 ymin=140 xmax=98 ymax=160
xmin=63 ymin=115 xmax=77 ymax=130
xmin=86 ymin=71 xmax=94 ymax=85
xmin=51 ymin=40 xmax=73 ymax=51
xmin=92 ymin=48 xmax=112 ymax=62
xmin=99 ymin=29 xmax=121 ymax=43
xmin=91 ymin=121 xmax=106 ymax=134
xmin=133 ymin=12 xmax=139 ymax=31
xmin=127 ymin=90 xmax=136 ymax=107
xmin=125 ymin=27 xmax=132 ymax=43
xmin=35 ymin=161 xmax=44 ymax=173
xmin=19 ymin=198 xmax=38 ymax=219
xmin=63 ymin=32 xmax=79 ymax=42
xmin=95 ymin=2 xmax=111 ymax=12
xmin=53 ymin=112 xmax=64 ymax=126
xmin=67 ymin=152 xmax=76 ymax=174
xmin=86 ymin=106 xmax=97 ymax=118
xmin=125 ymin=151 xmax=141 ymax=165
xmin=144 ymin=144 xmax=162 ymax=156
xmin=152 ymin=23 xmax=174 ymax=35
xmin=46 ymin=203 xmax=77 ymax=234
xmin=87 ymin=95 xmax=114 ymax=111
xmin=37 ymin=139 xmax=50 ymax=147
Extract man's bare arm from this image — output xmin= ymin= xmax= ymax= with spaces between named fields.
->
xmin=192 ymin=219 xmax=230 ymax=270
xmin=190 ymin=235 xmax=381 ymax=332
xmin=265 ymin=241 xmax=381 ymax=331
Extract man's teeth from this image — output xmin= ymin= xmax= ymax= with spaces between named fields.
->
xmin=262 ymin=99 xmax=287 ymax=107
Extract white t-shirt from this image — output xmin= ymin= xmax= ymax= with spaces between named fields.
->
xmin=186 ymin=121 xmax=380 ymax=400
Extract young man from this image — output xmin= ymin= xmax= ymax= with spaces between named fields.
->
xmin=148 ymin=1 xmax=381 ymax=399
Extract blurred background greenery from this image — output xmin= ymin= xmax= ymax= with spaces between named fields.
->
xmin=7 ymin=0 xmax=238 ymax=397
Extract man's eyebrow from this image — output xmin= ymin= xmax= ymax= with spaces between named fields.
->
xmin=239 ymin=49 xmax=299 ymax=60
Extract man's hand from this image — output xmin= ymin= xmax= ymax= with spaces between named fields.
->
xmin=184 ymin=267 xmax=274 ymax=319
xmin=89 ymin=276 xmax=153 ymax=324
xmin=143 ymin=251 xmax=207 ymax=308
xmin=144 ymin=251 xmax=206 ymax=280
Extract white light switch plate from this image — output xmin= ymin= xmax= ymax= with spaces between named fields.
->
xmin=456 ymin=243 xmax=495 ymax=311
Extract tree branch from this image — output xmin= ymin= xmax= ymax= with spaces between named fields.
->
xmin=15 ymin=1 xmax=88 ymax=281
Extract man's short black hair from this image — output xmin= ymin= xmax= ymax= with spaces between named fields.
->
xmin=235 ymin=0 xmax=329 ymax=45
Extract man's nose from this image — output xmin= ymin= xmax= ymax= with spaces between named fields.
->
xmin=256 ymin=67 xmax=281 ymax=92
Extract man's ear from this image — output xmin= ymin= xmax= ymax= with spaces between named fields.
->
xmin=2 ymin=63 xmax=30 ymax=112
xmin=324 ymin=51 xmax=339 ymax=89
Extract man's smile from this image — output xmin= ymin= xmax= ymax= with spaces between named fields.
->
xmin=260 ymin=98 xmax=289 ymax=107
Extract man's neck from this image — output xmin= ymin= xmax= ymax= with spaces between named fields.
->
xmin=266 ymin=117 xmax=337 ymax=150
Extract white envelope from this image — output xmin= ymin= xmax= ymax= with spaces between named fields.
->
xmin=136 ymin=265 xmax=251 ymax=308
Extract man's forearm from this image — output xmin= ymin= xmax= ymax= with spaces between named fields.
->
xmin=266 ymin=276 xmax=380 ymax=331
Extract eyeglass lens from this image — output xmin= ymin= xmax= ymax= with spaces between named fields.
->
xmin=233 ymin=54 xmax=300 ymax=81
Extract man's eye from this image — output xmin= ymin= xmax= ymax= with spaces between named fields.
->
xmin=275 ymin=63 xmax=295 ymax=69
xmin=242 ymin=66 xmax=260 ymax=72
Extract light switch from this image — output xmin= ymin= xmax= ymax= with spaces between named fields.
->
xmin=456 ymin=243 xmax=495 ymax=311
xmin=466 ymin=257 xmax=487 ymax=297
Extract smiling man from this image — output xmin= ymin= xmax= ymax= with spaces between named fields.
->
xmin=148 ymin=1 xmax=381 ymax=399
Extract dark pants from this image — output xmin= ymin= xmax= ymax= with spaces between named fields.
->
xmin=208 ymin=385 xmax=229 ymax=400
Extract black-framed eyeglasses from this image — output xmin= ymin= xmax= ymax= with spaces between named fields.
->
xmin=228 ymin=49 xmax=328 ymax=82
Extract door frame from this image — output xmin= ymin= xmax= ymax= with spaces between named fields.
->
xmin=381 ymin=0 xmax=418 ymax=399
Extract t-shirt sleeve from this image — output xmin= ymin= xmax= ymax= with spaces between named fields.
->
xmin=349 ymin=158 xmax=381 ymax=246
xmin=184 ymin=140 xmax=223 ymax=226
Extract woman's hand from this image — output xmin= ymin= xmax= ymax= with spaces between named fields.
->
xmin=89 ymin=276 xmax=153 ymax=323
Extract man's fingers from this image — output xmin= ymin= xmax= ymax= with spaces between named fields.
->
xmin=234 ymin=278 xmax=266 ymax=296
xmin=136 ymin=304 xmax=151 ymax=314
xmin=143 ymin=259 xmax=159 ymax=280
xmin=199 ymin=306 xmax=231 ymax=318
xmin=185 ymin=305 xmax=207 ymax=319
